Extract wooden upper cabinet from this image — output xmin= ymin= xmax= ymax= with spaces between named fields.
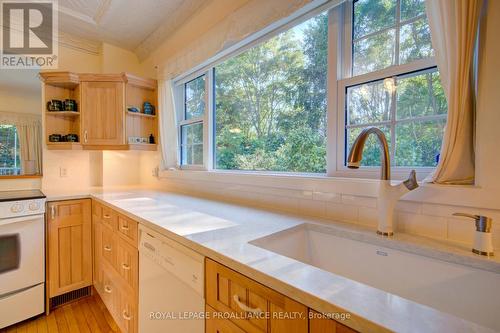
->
xmin=80 ymin=81 xmax=125 ymax=147
xmin=47 ymin=199 xmax=92 ymax=298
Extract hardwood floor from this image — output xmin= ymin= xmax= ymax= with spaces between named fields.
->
xmin=0 ymin=294 xmax=120 ymax=333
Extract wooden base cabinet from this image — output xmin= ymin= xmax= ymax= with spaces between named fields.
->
xmin=47 ymin=199 xmax=92 ymax=298
xmin=92 ymin=200 xmax=139 ymax=333
xmin=206 ymin=258 xmax=309 ymax=333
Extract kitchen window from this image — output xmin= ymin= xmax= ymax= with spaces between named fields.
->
xmin=179 ymin=75 xmax=207 ymax=167
xmin=173 ymin=0 xmax=447 ymax=179
xmin=0 ymin=125 xmax=21 ymax=176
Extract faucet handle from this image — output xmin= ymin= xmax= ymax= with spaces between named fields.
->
xmin=452 ymin=213 xmax=492 ymax=233
xmin=403 ymin=170 xmax=418 ymax=190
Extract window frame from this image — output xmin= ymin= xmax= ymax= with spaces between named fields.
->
xmin=334 ymin=0 xmax=440 ymax=179
xmin=172 ymin=0 xmax=443 ymax=180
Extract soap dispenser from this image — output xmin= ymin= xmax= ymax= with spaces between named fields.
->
xmin=453 ymin=213 xmax=494 ymax=256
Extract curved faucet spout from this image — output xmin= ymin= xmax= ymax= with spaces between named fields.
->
xmin=347 ymin=127 xmax=390 ymax=180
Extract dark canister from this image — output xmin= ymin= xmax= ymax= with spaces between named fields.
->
xmin=48 ymin=134 xmax=62 ymax=142
xmin=47 ymin=100 xmax=62 ymax=111
xmin=63 ymin=99 xmax=77 ymax=111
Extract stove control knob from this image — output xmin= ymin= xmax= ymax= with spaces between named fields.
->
xmin=10 ymin=203 xmax=24 ymax=213
xmin=29 ymin=201 xmax=41 ymax=211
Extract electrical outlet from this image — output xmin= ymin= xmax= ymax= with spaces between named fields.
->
xmin=152 ymin=166 xmax=159 ymax=177
xmin=59 ymin=167 xmax=68 ymax=178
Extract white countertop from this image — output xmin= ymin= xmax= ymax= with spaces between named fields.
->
xmin=48 ymin=188 xmax=499 ymax=333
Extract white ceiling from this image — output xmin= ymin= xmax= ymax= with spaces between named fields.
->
xmin=58 ymin=0 xmax=207 ymax=57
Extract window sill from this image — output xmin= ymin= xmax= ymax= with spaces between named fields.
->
xmin=0 ymin=174 xmax=43 ymax=180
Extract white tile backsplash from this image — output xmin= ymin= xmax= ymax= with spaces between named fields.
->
xmin=341 ymin=194 xmax=377 ymax=208
xmin=397 ymin=213 xmax=448 ymax=239
xmin=326 ymin=202 xmax=359 ymax=223
xmin=160 ymin=177 xmax=500 ymax=250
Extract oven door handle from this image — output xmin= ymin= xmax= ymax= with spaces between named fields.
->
xmin=0 ymin=214 xmax=45 ymax=227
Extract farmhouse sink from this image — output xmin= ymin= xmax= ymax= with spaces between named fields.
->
xmin=250 ymin=223 xmax=500 ymax=331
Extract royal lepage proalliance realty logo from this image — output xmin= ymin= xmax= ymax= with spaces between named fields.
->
xmin=1 ymin=0 xmax=58 ymax=69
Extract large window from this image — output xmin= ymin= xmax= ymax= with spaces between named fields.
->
xmin=175 ymin=0 xmax=447 ymax=178
xmin=0 ymin=125 xmax=20 ymax=175
xmin=214 ymin=13 xmax=328 ymax=173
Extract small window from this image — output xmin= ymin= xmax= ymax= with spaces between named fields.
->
xmin=185 ymin=75 xmax=206 ymax=120
xmin=345 ymin=68 xmax=447 ymax=167
xmin=180 ymin=122 xmax=203 ymax=166
xmin=180 ymin=75 xmax=206 ymax=167
xmin=352 ymin=0 xmax=431 ymax=76
xmin=0 ymin=125 xmax=20 ymax=175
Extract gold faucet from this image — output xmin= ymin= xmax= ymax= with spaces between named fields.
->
xmin=347 ymin=127 xmax=419 ymax=236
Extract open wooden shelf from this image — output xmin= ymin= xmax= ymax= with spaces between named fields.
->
xmin=46 ymin=111 xmax=80 ymax=117
xmin=126 ymin=111 xmax=157 ymax=118
xmin=46 ymin=142 xmax=82 ymax=150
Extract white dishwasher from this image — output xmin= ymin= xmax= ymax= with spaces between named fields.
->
xmin=139 ymin=225 xmax=205 ymax=333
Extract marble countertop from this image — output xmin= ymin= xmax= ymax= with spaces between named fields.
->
xmin=54 ymin=188 xmax=499 ymax=333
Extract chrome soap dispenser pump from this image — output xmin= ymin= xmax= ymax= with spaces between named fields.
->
xmin=453 ymin=213 xmax=494 ymax=256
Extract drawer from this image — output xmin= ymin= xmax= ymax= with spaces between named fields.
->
xmin=206 ymin=259 xmax=308 ymax=333
xmin=206 ymin=305 xmax=246 ymax=333
xmin=100 ymin=265 xmax=119 ymax=316
xmin=116 ymin=290 xmax=137 ymax=333
xmin=101 ymin=226 xmax=117 ymax=268
xmin=116 ymin=238 xmax=138 ymax=290
xmin=101 ymin=205 xmax=117 ymax=230
xmin=117 ymin=214 xmax=138 ymax=247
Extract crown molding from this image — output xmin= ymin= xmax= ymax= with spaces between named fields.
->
xmin=58 ymin=32 xmax=102 ymax=55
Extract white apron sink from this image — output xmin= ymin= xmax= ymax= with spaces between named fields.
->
xmin=250 ymin=223 xmax=500 ymax=331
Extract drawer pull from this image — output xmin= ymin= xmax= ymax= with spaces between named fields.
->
xmin=121 ymin=263 xmax=131 ymax=270
xmin=121 ymin=224 xmax=130 ymax=231
xmin=233 ymin=295 xmax=262 ymax=315
xmin=103 ymin=214 xmax=111 ymax=219
xmin=104 ymin=245 xmax=112 ymax=252
xmin=122 ymin=310 xmax=132 ymax=321
xmin=104 ymin=285 xmax=112 ymax=293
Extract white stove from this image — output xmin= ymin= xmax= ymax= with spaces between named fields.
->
xmin=0 ymin=190 xmax=46 ymax=329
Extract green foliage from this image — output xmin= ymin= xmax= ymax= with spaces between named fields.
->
xmin=0 ymin=125 xmax=20 ymax=175
xmin=215 ymin=13 xmax=328 ymax=173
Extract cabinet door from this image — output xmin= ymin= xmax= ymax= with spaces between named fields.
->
xmin=48 ymin=199 xmax=92 ymax=297
xmin=81 ymin=81 xmax=124 ymax=146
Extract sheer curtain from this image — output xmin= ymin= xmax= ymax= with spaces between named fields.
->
xmin=158 ymin=79 xmax=179 ymax=170
xmin=425 ymin=0 xmax=482 ymax=184
xmin=0 ymin=111 xmax=42 ymax=175
xmin=17 ymin=122 xmax=42 ymax=174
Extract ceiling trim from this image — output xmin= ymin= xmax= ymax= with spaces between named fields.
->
xmin=58 ymin=32 xmax=102 ymax=55
xmin=58 ymin=5 xmax=97 ymax=25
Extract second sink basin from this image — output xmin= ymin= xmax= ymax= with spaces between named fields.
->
xmin=250 ymin=223 xmax=500 ymax=331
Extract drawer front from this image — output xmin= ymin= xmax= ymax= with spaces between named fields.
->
xmin=117 ymin=214 xmax=138 ymax=247
xmin=206 ymin=305 xmax=246 ymax=333
xmin=206 ymin=259 xmax=308 ymax=333
xmin=100 ymin=265 xmax=119 ymax=316
xmin=101 ymin=226 xmax=117 ymax=269
xmin=101 ymin=205 xmax=117 ymax=230
xmin=116 ymin=290 xmax=137 ymax=333
xmin=116 ymin=238 xmax=138 ymax=290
